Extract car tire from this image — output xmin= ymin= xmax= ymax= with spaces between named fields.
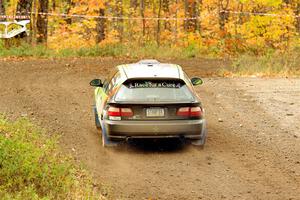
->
xmin=93 ymin=106 xmax=101 ymax=130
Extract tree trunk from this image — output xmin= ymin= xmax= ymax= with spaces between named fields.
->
xmin=162 ymin=0 xmax=170 ymax=31
xmin=0 ymin=0 xmax=5 ymax=14
xmin=116 ymin=0 xmax=123 ymax=42
xmin=238 ymin=2 xmax=243 ymax=24
xmin=96 ymin=8 xmax=105 ymax=43
xmin=195 ymin=0 xmax=202 ymax=33
xmin=156 ymin=0 xmax=162 ymax=46
xmin=184 ymin=0 xmax=188 ymax=31
xmin=184 ymin=0 xmax=198 ymax=32
xmin=174 ymin=0 xmax=178 ymax=42
xmin=191 ymin=0 xmax=197 ymax=32
xmin=36 ymin=0 xmax=48 ymax=43
xmin=65 ymin=0 xmax=73 ymax=24
xmin=51 ymin=0 xmax=55 ymax=11
xmin=296 ymin=2 xmax=300 ymax=33
xmin=16 ymin=0 xmax=32 ymax=15
xmin=218 ymin=0 xmax=229 ymax=31
xmin=130 ymin=0 xmax=138 ymax=9
xmin=0 ymin=0 xmax=5 ymax=21
xmin=31 ymin=0 xmax=37 ymax=43
xmin=140 ymin=0 xmax=146 ymax=36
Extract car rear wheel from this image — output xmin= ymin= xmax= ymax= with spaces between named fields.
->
xmin=93 ymin=106 xmax=101 ymax=130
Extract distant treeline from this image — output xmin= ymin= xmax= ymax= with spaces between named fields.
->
xmin=0 ymin=0 xmax=300 ymax=54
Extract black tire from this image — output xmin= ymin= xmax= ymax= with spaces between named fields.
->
xmin=93 ymin=106 xmax=101 ymax=130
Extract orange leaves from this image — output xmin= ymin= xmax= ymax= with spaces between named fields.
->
xmin=71 ymin=0 xmax=105 ymax=14
xmin=187 ymin=0 xmax=196 ymax=4
xmin=88 ymin=0 xmax=105 ymax=11
xmin=169 ymin=2 xmax=180 ymax=13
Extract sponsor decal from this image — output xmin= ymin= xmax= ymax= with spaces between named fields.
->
xmin=128 ymin=81 xmax=181 ymax=89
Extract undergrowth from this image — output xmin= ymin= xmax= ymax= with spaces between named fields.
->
xmin=0 ymin=115 xmax=105 ymax=200
xmin=0 ymin=40 xmax=212 ymax=59
xmin=219 ymin=50 xmax=300 ymax=77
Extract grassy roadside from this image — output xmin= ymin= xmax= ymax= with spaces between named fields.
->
xmin=218 ymin=50 xmax=300 ymax=77
xmin=0 ymin=115 xmax=106 ymax=200
xmin=0 ymin=41 xmax=212 ymax=59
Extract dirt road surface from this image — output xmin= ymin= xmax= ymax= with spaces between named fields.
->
xmin=0 ymin=58 xmax=299 ymax=200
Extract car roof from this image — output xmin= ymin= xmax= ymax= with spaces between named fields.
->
xmin=117 ymin=60 xmax=184 ymax=80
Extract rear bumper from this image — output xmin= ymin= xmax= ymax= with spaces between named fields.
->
xmin=104 ymin=119 xmax=206 ymax=139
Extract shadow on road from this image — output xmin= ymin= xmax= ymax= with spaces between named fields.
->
xmin=114 ymin=138 xmax=189 ymax=153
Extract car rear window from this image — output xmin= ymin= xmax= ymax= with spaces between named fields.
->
xmin=114 ymin=80 xmax=195 ymax=102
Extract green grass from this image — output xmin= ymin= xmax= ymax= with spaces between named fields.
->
xmin=0 ymin=41 xmax=53 ymax=57
xmin=0 ymin=115 xmax=105 ymax=200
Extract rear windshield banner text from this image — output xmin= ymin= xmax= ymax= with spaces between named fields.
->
xmin=128 ymin=81 xmax=182 ymax=89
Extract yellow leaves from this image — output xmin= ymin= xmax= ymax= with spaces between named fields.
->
xmin=254 ymin=0 xmax=282 ymax=7
xmin=49 ymin=29 xmax=94 ymax=50
xmin=69 ymin=5 xmax=88 ymax=14
xmin=4 ymin=0 xmax=18 ymax=17
xmin=48 ymin=19 xmax=98 ymax=50
xmin=98 ymin=30 xmax=119 ymax=45
xmin=160 ymin=30 xmax=172 ymax=42
xmin=185 ymin=32 xmax=202 ymax=48
xmin=0 ymin=24 xmax=5 ymax=33
xmin=239 ymin=0 xmax=283 ymax=7
xmin=236 ymin=7 xmax=296 ymax=51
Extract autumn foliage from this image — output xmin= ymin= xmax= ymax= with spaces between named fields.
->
xmin=1 ymin=0 xmax=300 ymax=56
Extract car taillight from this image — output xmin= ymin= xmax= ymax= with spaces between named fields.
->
xmin=108 ymin=106 xmax=133 ymax=117
xmin=190 ymin=107 xmax=202 ymax=117
xmin=176 ymin=107 xmax=190 ymax=116
xmin=121 ymin=108 xmax=134 ymax=117
xmin=108 ymin=107 xmax=121 ymax=116
xmin=177 ymin=106 xmax=202 ymax=117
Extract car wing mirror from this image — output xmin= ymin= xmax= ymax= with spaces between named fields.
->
xmin=90 ymin=79 xmax=103 ymax=87
xmin=191 ymin=77 xmax=203 ymax=86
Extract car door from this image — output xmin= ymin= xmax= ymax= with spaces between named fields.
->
xmin=96 ymin=71 xmax=122 ymax=121
xmin=95 ymin=80 xmax=108 ymax=121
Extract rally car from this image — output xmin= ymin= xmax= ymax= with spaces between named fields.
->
xmin=90 ymin=60 xmax=207 ymax=147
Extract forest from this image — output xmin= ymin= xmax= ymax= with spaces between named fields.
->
xmin=0 ymin=0 xmax=300 ymax=56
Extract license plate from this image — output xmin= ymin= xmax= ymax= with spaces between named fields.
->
xmin=146 ymin=108 xmax=165 ymax=117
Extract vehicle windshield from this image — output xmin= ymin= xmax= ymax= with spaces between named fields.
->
xmin=114 ymin=80 xmax=195 ymax=102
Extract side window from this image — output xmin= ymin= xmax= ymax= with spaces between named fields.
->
xmin=102 ymin=79 xmax=109 ymax=92
xmin=183 ymin=72 xmax=193 ymax=87
xmin=113 ymin=72 xmax=122 ymax=87
xmin=183 ymin=71 xmax=196 ymax=93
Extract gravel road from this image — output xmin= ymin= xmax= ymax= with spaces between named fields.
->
xmin=0 ymin=58 xmax=299 ymax=200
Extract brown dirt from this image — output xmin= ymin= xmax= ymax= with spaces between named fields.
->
xmin=0 ymin=58 xmax=299 ymax=200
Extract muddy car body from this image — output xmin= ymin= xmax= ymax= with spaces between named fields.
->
xmin=90 ymin=60 xmax=207 ymax=147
